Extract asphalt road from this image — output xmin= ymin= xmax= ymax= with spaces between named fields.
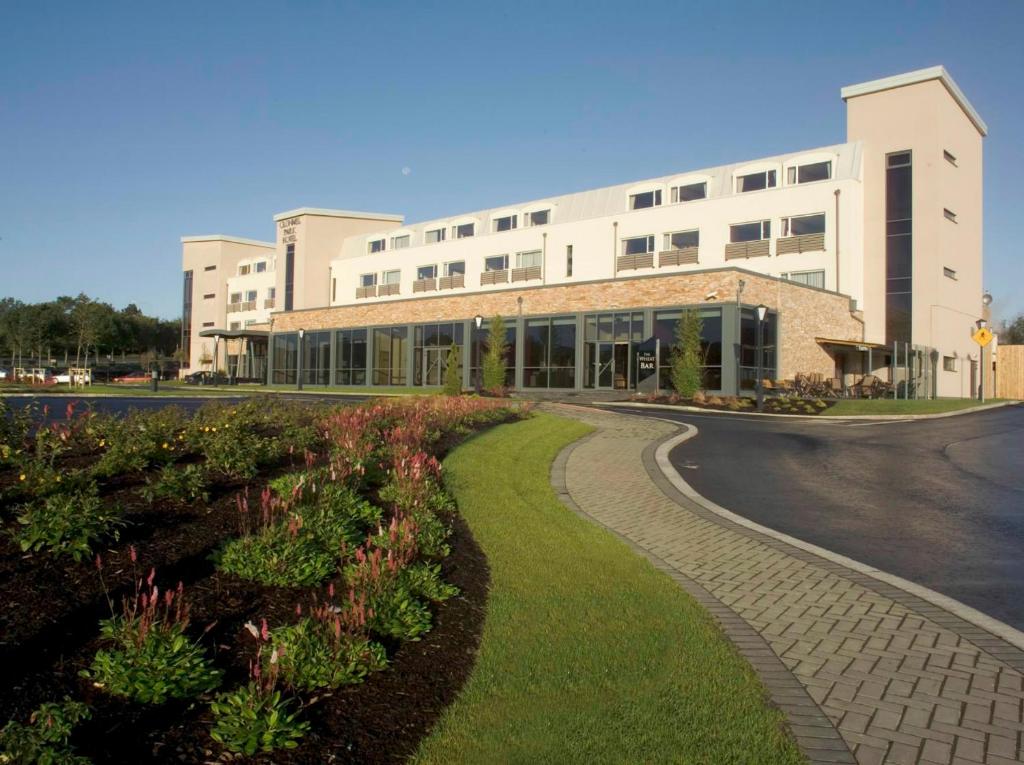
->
xmin=610 ymin=404 xmax=1024 ymax=631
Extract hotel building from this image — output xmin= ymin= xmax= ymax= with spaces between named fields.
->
xmin=181 ymin=66 xmax=988 ymax=398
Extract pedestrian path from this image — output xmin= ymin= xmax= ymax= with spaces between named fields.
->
xmin=548 ymin=404 xmax=1024 ymax=765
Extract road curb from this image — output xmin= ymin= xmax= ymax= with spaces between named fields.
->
xmin=592 ymin=399 xmax=1018 ymax=421
xmin=648 ymin=417 xmax=1024 ymax=656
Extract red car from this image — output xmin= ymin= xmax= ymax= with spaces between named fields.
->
xmin=113 ymin=372 xmax=151 ymax=383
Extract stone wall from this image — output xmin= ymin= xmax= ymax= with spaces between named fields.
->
xmin=269 ymin=267 xmax=864 ymax=380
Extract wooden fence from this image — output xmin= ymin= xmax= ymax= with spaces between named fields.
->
xmin=997 ymin=345 xmax=1024 ymax=400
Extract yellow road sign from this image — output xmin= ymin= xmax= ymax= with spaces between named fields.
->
xmin=972 ymin=327 xmax=993 ymax=347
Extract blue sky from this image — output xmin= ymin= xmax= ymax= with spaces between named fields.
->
xmin=2 ymin=0 xmax=1022 ymax=321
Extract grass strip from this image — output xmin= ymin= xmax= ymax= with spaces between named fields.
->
xmin=824 ymin=398 xmax=1008 ymax=416
xmin=414 ymin=412 xmax=804 ymax=764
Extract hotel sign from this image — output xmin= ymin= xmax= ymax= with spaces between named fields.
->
xmin=634 ymin=338 xmax=659 ymax=393
xmin=278 ymin=216 xmax=301 ymax=244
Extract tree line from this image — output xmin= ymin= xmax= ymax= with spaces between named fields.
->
xmin=0 ymin=294 xmax=181 ymax=370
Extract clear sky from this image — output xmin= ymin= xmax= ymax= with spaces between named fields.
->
xmin=2 ymin=0 xmax=1022 ymax=321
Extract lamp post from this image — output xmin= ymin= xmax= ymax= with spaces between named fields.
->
xmin=474 ymin=315 xmax=483 ymax=394
xmin=755 ymin=304 xmax=767 ymax=412
xmin=980 ymin=292 xmax=993 ymax=402
xmin=296 ymin=328 xmax=305 ymax=391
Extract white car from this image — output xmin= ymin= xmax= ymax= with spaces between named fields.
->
xmin=54 ymin=370 xmax=92 ymax=384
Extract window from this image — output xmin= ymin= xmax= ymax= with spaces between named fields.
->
xmin=245 ymin=290 xmax=257 ymax=302
xmin=566 ymin=245 xmax=573 ymax=277
xmin=229 ymin=292 xmax=242 ymax=303
xmin=335 ymin=328 xmax=368 ymax=385
xmin=444 ymin=261 xmax=465 ymax=276
xmin=786 ymin=161 xmax=831 ymax=185
xmin=382 ymin=270 xmax=400 ymax=285
xmin=300 ymin=330 xmax=332 ymax=386
xmin=944 ymin=208 xmax=957 ymax=223
xmin=425 ymin=228 xmax=445 ymax=244
xmin=730 ymin=220 xmax=771 ymax=242
xmin=360 ymin=273 xmax=377 ymax=287
xmin=494 ymin=215 xmax=517 ymax=232
xmin=470 ymin=319 xmax=516 ymax=387
xmin=368 ymin=239 xmax=385 ymax=253
xmin=244 ymin=319 xmax=256 ymax=327
xmin=886 ymin=151 xmax=913 ymax=344
xmin=332 ymin=278 xmax=336 ymax=301
xmin=372 ymin=326 xmax=408 ymax=385
xmin=203 ymin=265 xmax=216 ymax=271
xmin=203 ymin=293 xmax=215 ymax=300
xmin=202 ymin=321 xmax=215 ymax=328
xmin=653 ymin=308 xmax=723 ymax=391
xmin=239 ymin=264 xmax=250 ymax=275
xmin=523 ymin=316 xmax=576 ymax=388
xmin=629 ymin=190 xmax=661 ymax=209
xmin=781 ymin=213 xmax=826 ymax=237
xmin=255 ymin=261 xmax=266 ymax=273
xmin=738 ymin=308 xmax=777 ymax=389
xmin=623 ymin=235 xmax=654 ymax=255
xmin=229 ymin=321 xmax=241 ymax=331
xmin=413 ymin=322 xmax=464 ymax=386
xmin=417 ymin=264 xmax=437 ymax=280
xmin=525 ymin=209 xmax=549 ymax=227
xmin=284 ymin=243 xmax=295 ymax=311
xmin=391 ymin=234 xmax=410 ymax=249
xmin=944 ymin=267 xmax=957 ymax=280
xmin=943 ymin=355 xmax=957 ymax=372
xmin=516 ymin=250 xmax=542 ymax=268
xmin=452 ymin=222 xmax=474 ymax=239
xmin=272 ymin=334 xmax=298 ymax=384
xmin=783 ymin=270 xmax=826 ymax=289
xmin=664 ymin=230 xmax=699 ymax=250
xmin=268 ymin=287 xmax=276 ymax=299
xmin=485 ymin=254 xmax=509 ymax=271
xmin=736 ymin=170 xmax=776 ymax=193
xmin=944 ymin=150 xmax=957 ymax=166
xmin=671 ymin=182 xmax=706 ymax=203
xmin=181 ymin=270 xmax=193 ymax=368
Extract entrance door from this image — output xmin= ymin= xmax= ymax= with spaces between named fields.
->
xmin=423 ymin=347 xmax=445 ymax=387
xmin=594 ymin=341 xmax=630 ymax=389
xmin=613 ymin=342 xmax=629 ymax=390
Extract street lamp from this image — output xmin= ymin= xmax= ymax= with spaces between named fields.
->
xmin=755 ymin=304 xmax=768 ymax=412
xmin=296 ymin=328 xmax=305 ymax=391
xmin=473 ymin=315 xmax=483 ymax=394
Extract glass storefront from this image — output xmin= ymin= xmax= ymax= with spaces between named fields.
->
xmin=413 ymin=322 xmax=463 ymax=386
xmin=372 ymin=326 xmax=408 ymax=386
xmin=335 ymin=329 xmax=367 ymax=386
xmin=301 ymin=330 xmax=331 ymax=386
xmin=738 ymin=308 xmax=778 ymax=389
xmin=523 ymin=316 xmax=576 ymax=388
xmin=582 ymin=311 xmax=645 ymax=389
xmin=652 ymin=308 xmax=723 ymax=391
xmin=271 ymin=333 xmax=298 ymax=385
xmin=469 ymin=319 xmax=516 ymax=388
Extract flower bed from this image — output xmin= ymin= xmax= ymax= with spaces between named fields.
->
xmin=0 ymin=395 xmax=524 ymax=763
xmin=630 ymin=391 xmax=835 ymax=415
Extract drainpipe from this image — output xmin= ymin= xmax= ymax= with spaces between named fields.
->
xmin=833 ymin=189 xmax=841 ymax=293
xmin=612 ymin=222 xmax=618 ymax=277
xmin=542 ymin=232 xmax=547 ymax=284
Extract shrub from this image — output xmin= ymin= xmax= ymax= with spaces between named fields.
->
xmin=82 ymin=578 xmax=222 ymax=704
xmin=93 ymin=407 xmax=190 ymax=478
xmin=209 ymin=683 xmax=308 ymax=755
xmin=400 ymin=562 xmax=459 ymax=602
xmin=267 ymin=616 xmax=386 ymax=691
xmin=482 ymin=315 xmax=509 ymax=391
xmin=142 ymin=463 xmax=210 ymax=504
xmin=443 ymin=343 xmax=462 ymax=396
xmin=217 ymin=523 xmax=336 ymax=587
xmin=302 ymin=483 xmax=382 ymax=549
xmin=343 ymin=544 xmax=433 ymax=641
xmin=14 ymin=483 xmax=123 ymax=560
xmin=0 ymin=697 xmax=91 ymax=765
xmin=670 ymin=309 xmax=704 ymax=398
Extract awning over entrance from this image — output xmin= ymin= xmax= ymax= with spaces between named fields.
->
xmin=815 ymin=337 xmax=888 ymax=351
xmin=198 ymin=329 xmax=269 ymax=339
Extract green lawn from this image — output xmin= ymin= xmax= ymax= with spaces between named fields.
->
xmin=414 ymin=413 xmax=803 ymax=764
xmin=824 ymin=398 xmax=1009 ymax=416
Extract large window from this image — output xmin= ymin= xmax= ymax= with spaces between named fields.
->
xmin=494 ymin=215 xmax=517 ymax=232
xmin=181 ymin=270 xmax=193 ymax=368
xmin=452 ymin=222 xmax=475 ymax=239
xmin=360 ymin=273 xmax=377 ymax=287
xmin=255 ymin=261 xmax=267 ymax=273
xmin=485 ymin=254 xmax=509 ymax=271
xmin=582 ymin=312 xmax=645 ymax=390
xmin=525 ymin=209 xmax=549 ymax=226
xmin=730 ymin=220 xmax=771 ymax=242
xmin=245 ymin=289 xmax=257 ymax=302
xmin=738 ymin=308 xmax=777 ymax=390
xmin=272 ymin=333 xmax=298 ymax=384
xmin=425 ymin=228 xmax=445 ymax=244
xmin=301 ymin=330 xmax=331 ymax=385
xmin=417 ymin=264 xmax=437 ymax=280
xmin=372 ymin=326 xmax=408 ymax=385
xmin=782 ymin=213 xmax=825 ymax=236
xmin=652 ymin=308 xmax=723 ymax=391
xmin=335 ymin=329 xmax=367 ymax=385
xmin=368 ymin=239 xmax=385 ymax=253
xmin=523 ymin=316 xmax=576 ymax=388
xmin=787 ymin=161 xmax=831 ymax=184
xmin=629 ymin=190 xmax=662 ymax=209
xmin=470 ymin=319 xmax=516 ymax=387
xmin=382 ymin=270 xmax=401 ymax=285
xmin=516 ymin=250 xmax=542 ymax=268
xmin=444 ymin=261 xmax=465 ymax=276
xmin=391 ymin=234 xmax=410 ymax=249
xmin=736 ymin=170 xmax=776 ymax=193
xmin=623 ymin=235 xmax=654 ymax=255
xmin=886 ymin=151 xmax=913 ymax=344
xmin=284 ymin=243 xmax=295 ymax=311
xmin=664 ymin=230 xmax=699 ymax=250
xmin=671 ymin=182 xmax=706 ymax=203
xmin=413 ymin=322 xmax=464 ymax=386
xmin=783 ymin=270 xmax=826 ymax=289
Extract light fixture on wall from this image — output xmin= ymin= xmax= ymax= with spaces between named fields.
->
xmin=755 ymin=305 xmax=768 ymax=412
xmin=474 ymin=315 xmax=484 ymax=394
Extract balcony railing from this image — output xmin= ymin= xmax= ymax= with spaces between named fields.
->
xmin=511 ymin=265 xmax=542 ymax=282
xmin=378 ymin=283 xmax=400 ymax=296
xmin=481 ymin=269 xmax=509 ymax=285
xmin=775 ymin=232 xmax=826 ymax=255
xmin=616 ymin=252 xmax=654 ymax=271
xmin=355 ymin=285 xmax=377 ymax=299
xmin=264 ymin=298 xmax=275 ymax=309
xmin=724 ymin=240 xmax=771 ymax=260
xmin=412 ymin=277 xmax=438 ymax=293
xmin=439 ymin=273 xmax=465 ymax=290
xmin=226 ymin=300 xmax=256 ymax=313
xmin=658 ymin=247 xmax=699 ymax=267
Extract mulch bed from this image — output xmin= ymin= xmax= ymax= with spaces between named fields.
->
xmin=0 ymin=436 xmax=492 ymax=763
xmin=628 ymin=395 xmax=836 ymax=416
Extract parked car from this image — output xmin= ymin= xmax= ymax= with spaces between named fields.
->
xmin=183 ymin=371 xmax=229 ymax=386
xmin=54 ymin=370 xmax=93 ymax=384
xmin=113 ymin=371 xmax=151 ymax=383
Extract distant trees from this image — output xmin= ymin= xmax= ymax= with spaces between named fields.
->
xmin=999 ymin=314 xmax=1024 ymax=345
xmin=0 ymin=294 xmax=181 ymax=367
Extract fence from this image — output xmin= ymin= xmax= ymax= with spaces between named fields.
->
xmin=997 ymin=345 xmax=1024 ymax=400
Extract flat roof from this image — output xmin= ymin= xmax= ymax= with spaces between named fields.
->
xmin=840 ymin=66 xmax=987 ymax=137
xmin=181 ymin=235 xmax=275 ymax=248
xmin=198 ymin=328 xmax=269 ymax=339
xmin=273 ymin=207 xmax=404 ymax=223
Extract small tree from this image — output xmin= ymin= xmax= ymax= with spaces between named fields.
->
xmin=670 ymin=310 xmax=704 ymax=398
xmin=482 ymin=315 xmax=509 ymax=391
xmin=443 ymin=343 xmax=462 ymax=396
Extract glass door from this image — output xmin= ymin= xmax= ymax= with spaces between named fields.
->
xmin=613 ymin=342 xmax=629 ymax=390
xmin=597 ymin=343 xmax=613 ymax=388
xmin=423 ymin=347 xmax=445 ymax=386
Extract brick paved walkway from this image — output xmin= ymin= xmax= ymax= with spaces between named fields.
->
xmin=549 ymin=405 xmax=1024 ymax=765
